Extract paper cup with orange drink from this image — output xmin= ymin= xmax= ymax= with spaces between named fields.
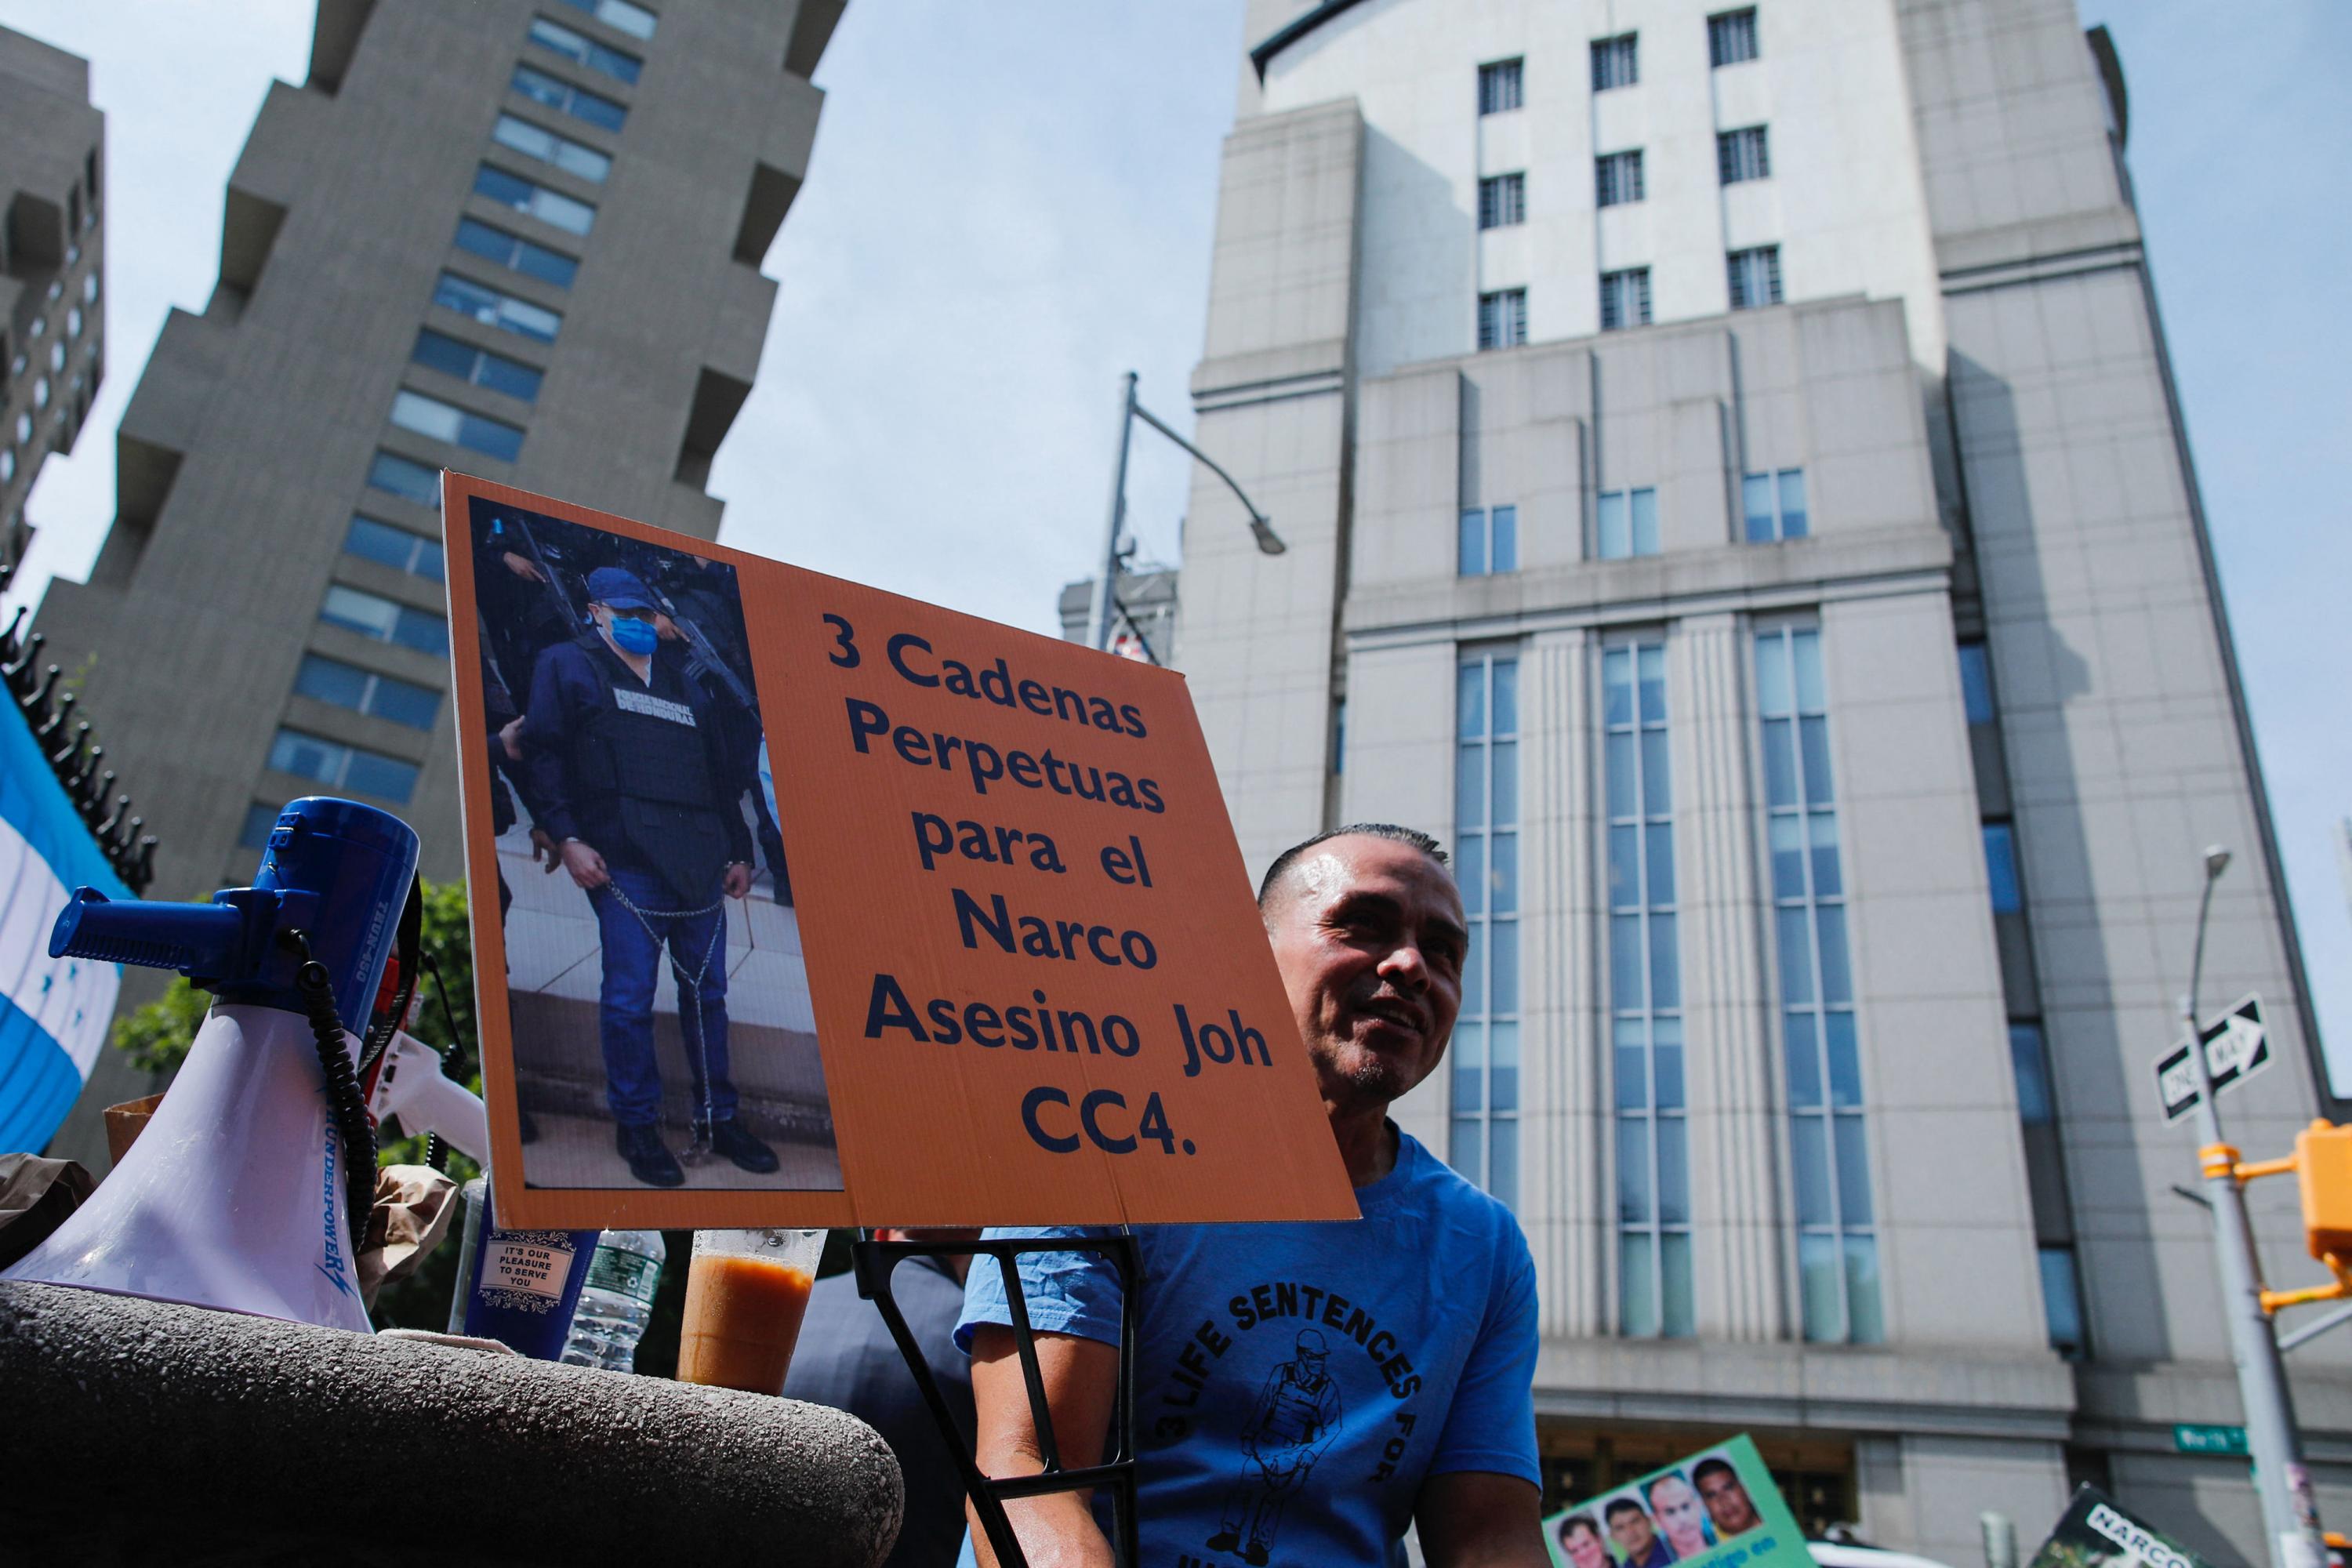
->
xmin=677 ymin=1227 xmax=825 ymax=1394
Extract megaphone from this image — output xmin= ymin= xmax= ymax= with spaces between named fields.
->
xmin=5 ymin=797 xmax=417 ymax=1331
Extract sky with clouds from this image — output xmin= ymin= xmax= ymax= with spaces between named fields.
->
xmin=5 ymin=1 xmax=2347 ymax=1082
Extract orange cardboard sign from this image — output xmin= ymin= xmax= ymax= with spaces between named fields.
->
xmin=444 ymin=474 xmax=1357 ymax=1230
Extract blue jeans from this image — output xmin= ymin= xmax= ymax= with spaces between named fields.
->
xmin=587 ymin=864 xmax=735 ymax=1128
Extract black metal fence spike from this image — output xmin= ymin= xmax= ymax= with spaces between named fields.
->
xmin=0 ymin=605 xmax=26 ymax=662
xmin=34 ymin=692 xmax=74 ymax=742
xmin=97 ymin=794 xmax=129 ymax=839
xmin=48 ymin=718 xmax=90 ymax=767
xmin=5 ymin=634 xmax=47 ymax=688
xmin=132 ymin=837 xmax=158 ymax=890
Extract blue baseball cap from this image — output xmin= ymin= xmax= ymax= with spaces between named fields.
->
xmin=586 ymin=566 xmax=659 ymax=611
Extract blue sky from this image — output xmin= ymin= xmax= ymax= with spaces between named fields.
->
xmin=7 ymin=2 xmax=2348 ymax=1080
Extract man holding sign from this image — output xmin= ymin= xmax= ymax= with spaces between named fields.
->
xmin=958 ymin=826 xmax=1545 ymax=1566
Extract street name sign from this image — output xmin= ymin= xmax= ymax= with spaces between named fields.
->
xmin=2172 ymin=1423 xmax=2249 ymax=1457
xmin=2155 ymin=994 xmax=2268 ymax=1123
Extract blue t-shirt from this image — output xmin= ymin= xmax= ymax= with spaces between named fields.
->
xmin=956 ymin=1129 xmax=1538 ymax=1567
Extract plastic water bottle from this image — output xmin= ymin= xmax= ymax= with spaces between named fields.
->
xmin=561 ymin=1229 xmax=666 ymax=1372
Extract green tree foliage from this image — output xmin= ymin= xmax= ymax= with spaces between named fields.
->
xmin=111 ymin=977 xmax=209 ymax=1074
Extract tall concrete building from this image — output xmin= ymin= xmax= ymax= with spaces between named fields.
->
xmin=1161 ymin=2 xmax=2345 ymax=1559
xmin=0 ymin=26 xmax=105 ymax=568
xmin=36 ymin=0 xmax=840 ymax=901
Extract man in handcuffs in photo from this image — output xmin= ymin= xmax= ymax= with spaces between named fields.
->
xmin=513 ymin=564 xmax=778 ymax=1188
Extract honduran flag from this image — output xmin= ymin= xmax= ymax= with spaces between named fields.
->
xmin=0 ymin=689 xmax=127 ymax=1153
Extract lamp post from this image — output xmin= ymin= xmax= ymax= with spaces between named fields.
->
xmin=2183 ymin=844 xmax=2326 ymax=1568
xmin=1091 ymin=371 xmax=1283 ymax=655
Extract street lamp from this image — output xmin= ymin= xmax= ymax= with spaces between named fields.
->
xmin=2180 ymin=844 xmax=2328 ymax=1568
xmin=1091 ymin=371 xmax=1283 ymax=655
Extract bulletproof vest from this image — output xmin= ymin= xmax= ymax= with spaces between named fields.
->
xmin=568 ymin=636 xmax=731 ymax=904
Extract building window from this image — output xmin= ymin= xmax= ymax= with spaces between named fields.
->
xmin=1595 ymin=150 xmax=1645 ymax=208
xmin=390 ymin=390 xmax=525 ymax=463
xmin=434 ymin=271 xmax=561 ymax=343
xmin=66 ymin=308 xmax=82 ymax=339
xmin=492 ymin=113 xmax=613 ymax=184
xmin=321 ymin=583 xmax=449 ymax=656
xmin=344 ymin=515 xmax=446 ymax=583
xmin=239 ymin=801 xmax=283 ymax=851
xmin=366 ymin=451 xmax=443 ymax=510
xmin=32 ymin=379 xmax=48 ymax=410
xmin=554 ymin=0 xmax=657 ymax=40
xmin=473 ymin=163 xmax=597 ymax=236
xmin=1477 ymin=289 xmax=1527 ymax=351
xmin=454 ymin=219 xmax=579 ymax=289
xmin=1477 ymin=58 xmax=1523 ymax=115
xmin=13 ymin=414 xmax=30 ymax=445
xmin=1983 ymin=821 xmax=2023 ymax=914
xmin=1478 ymin=173 xmax=1526 ymax=230
xmin=1757 ymin=624 xmax=1881 ymax=1344
xmin=511 ymin=64 xmax=628 ymax=132
xmin=2040 ymin=1244 xmax=2086 ymax=1358
xmin=1742 ymin=468 xmax=1806 ymax=542
xmin=1606 ymin=641 xmax=1690 ymax=1337
xmin=1957 ymin=641 xmax=1994 ymax=725
xmin=1718 ymin=125 xmax=1771 ymax=184
xmin=412 ymin=328 xmax=544 ymax=403
xmin=1591 ymin=32 xmax=1639 ymax=90
xmin=1708 ymin=7 xmax=1760 ymax=67
xmin=1 ymin=451 xmax=13 ymax=485
xmin=1453 ymin=652 xmax=1521 ymax=1210
xmin=2009 ymin=1021 xmax=2053 ymax=1124
xmin=269 ymin=728 xmax=420 ymax=804
xmin=1599 ymin=267 xmax=1651 ymax=331
xmin=528 ymin=16 xmax=642 ymax=85
xmin=294 ymin=653 xmax=443 ymax=731
xmin=1459 ymin=506 xmax=1518 ymax=576
xmin=1596 ymin=488 xmax=1659 ymax=560
xmin=1727 ymin=245 xmax=1782 ymax=309
xmin=82 ymin=272 xmax=98 ymax=305
xmin=26 ymin=317 xmax=42 ymax=339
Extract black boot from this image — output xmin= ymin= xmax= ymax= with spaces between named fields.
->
xmin=697 ymin=1117 xmax=780 ymax=1174
xmin=616 ymin=1123 xmax=683 ymax=1187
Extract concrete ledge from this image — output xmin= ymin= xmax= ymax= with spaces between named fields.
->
xmin=0 ymin=1281 xmax=902 ymax=1566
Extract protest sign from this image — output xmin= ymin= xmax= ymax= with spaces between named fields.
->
xmin=2025 ymin=1486 xmax=2214 ymax=1568
xmin=1543 ymin=1436 xmax=1810 ymax=1568
xmin=444 ymin=474 xmax=1359 ymax=1230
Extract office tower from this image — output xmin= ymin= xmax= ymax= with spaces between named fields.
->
xmin=35 ymin=0 xmax=841 ymax=901
xmin=0 ymin=26 xmax=105 ymax=568
xmin=1167 ymin=2 xmax=2343 ymax=1559
xmin=1060 ymin=564 xmax=1181 ymax=666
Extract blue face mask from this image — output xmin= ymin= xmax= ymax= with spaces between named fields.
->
xmin=606 ymin=614 xmax=659 ymax=655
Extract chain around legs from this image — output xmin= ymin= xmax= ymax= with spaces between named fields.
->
xmin=605 ymin=880 xmax=728 ymax=1167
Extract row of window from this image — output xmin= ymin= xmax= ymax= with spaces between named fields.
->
xmin=255 ymin=4 xmax=657 ymax=821
xmin=1475 ymin=245 xmax=1781 ymax=350
xmin=1447 ymin=621 xmax=1877 ymax=1341
xmin=1476 ymin=126 xmax=1769 ymax=238
xmin=1477 ymin=8 xmax=1760 ymax=114
xmin=1455 ymin=470 xmax=1806 ymax=575
xmin=1958 ymin=641 xmax=2085 ymax=1357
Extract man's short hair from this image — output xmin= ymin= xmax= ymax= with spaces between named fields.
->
xmin=1257 ymin=823 xmax=1447 ymax=911
xmin=1645 ymin=1472 xmax=1687 ymax=1504
xmin=1604 ymin=1497 xmax=1648 ymax=1524
xmin=1691 ymin=1457 xmax=1738 ymax=1489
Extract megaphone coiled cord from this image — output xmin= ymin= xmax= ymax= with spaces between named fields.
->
xmin=281 ymin=930 xmax=379 ymax=1254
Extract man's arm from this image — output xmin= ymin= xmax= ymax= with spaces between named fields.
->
xmin=519 ymin=644 xmax=585 ymax=843
xmin=1415 ymin=1472 xmax=1548 ymax=1568
xmin=967 ymin=1325 xmax=1119 ymax=1568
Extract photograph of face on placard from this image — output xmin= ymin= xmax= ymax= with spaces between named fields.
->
xmin=464 ymin=493 xmax=839 ymax=1196
xmin=1544 ymin=1438 xmax=1808 ymax=1568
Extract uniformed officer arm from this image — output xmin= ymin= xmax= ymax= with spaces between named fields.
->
xmin=1415 ymin=1471 xmax=1548 ymax=1567
xmin=520 ymin=644 xmax=587 ymax=843
xmin=967 ymin=1324 xmax=1118 ymax=1568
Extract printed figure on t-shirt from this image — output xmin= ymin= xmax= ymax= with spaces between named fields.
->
xmin=1207 ymin=1328 xmax=1344 ymax=1563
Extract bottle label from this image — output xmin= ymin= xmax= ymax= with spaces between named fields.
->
xmin=479 ymin=1232 xmax=579 ymax=1307
xmin=585 ymin=1247 xmax=662 ymax=1305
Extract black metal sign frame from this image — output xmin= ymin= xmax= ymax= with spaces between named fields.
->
xmin=851 ymin=1232 xmax=1141 ymax=1568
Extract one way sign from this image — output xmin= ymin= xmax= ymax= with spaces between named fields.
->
xmin=2155 ymin=994 xmax=2269 ymax=1123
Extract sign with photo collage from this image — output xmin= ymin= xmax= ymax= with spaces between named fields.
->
xmin=1543 ymin=1436 xmax=1811 ymax=1568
